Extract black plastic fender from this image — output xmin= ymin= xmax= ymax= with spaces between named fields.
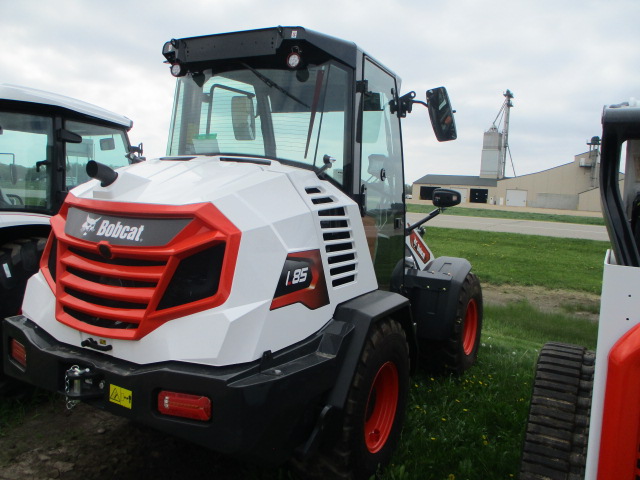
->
xmin=404 ymin=256 xmax=472 ymax=342
xmin=328 ymin=289 xmax=416 ymax=408
xmin=297 ymin=289 xmax=416 ymax=457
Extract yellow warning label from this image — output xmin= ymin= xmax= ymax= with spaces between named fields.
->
xmin=109 ymin=384 xmax=133 ymax=409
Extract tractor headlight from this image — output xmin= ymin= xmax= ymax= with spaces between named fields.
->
xmin=162 ymin=40 xmax=177 ymax=62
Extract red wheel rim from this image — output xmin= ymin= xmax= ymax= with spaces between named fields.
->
xmin=462 ymin=298 xmax=479 ymax=356
xmin=364 ymin=361 xmax=399 ymax=453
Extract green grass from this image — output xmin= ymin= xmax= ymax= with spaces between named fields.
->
xmin=373 ymin=228 xmax=604 ymax=479
xmin=423 ymin=227 xmax=608 ymax=294
xmin=407 ymin=204 xmax=605 ymax=226
xmin=379 ymin=302 xmax=599 ymax=480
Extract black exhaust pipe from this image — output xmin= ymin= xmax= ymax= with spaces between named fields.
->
xmin=86 ymin=160 xmax=118 ymax=187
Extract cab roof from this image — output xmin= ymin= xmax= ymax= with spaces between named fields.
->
xmin=0 ymin=84 xmax=133 ymax=129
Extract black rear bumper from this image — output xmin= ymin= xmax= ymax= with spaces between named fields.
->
xmin=2 ymin=315 xmax=354 ymax=465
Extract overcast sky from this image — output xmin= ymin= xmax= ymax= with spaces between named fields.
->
xmin=3 ymin=0 xmax=638 ymax=183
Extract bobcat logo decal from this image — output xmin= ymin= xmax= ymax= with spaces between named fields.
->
xmin=81 ymin=214 xmax=101 ymax=236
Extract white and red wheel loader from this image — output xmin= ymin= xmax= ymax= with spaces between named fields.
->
xmin=3 ymin=27 xmax=482 ymax=479
xmin=520 ymin=100 xmax=640 ymax=479
xmin=0 ymin=84 xmax=141 ymax=391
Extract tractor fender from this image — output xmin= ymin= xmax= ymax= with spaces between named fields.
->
xmin=404 ymin=256 xmax=472 ymax=342
xmin=327 ymin=289 xmax=416 ymax=410
xmin=296 ymin=289 xmax=415 ymax=458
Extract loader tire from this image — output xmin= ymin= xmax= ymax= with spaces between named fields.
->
xmin=0 ymin=237 xmax=47 ymax=394
xmin=419 ymin=272 xmax=483 ymax=375
xmin=292 ymin=318 xmax=410 ymax=480
xmin=519 ymin=342 xmax=595 ymax=480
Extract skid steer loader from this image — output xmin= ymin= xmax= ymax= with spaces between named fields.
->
xmin=0 ymin=84 xmax=140 ymax=392
xmin=3 ymin=27 xmax=482 ymax=479
xmin=520 ymin=99 xmax=640 ymax=479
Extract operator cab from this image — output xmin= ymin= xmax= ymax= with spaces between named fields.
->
xmin=0 ymin=84 xmax=138 ymax=219
xmin=163 ymin=26 xmax=456 ymax=288
xmin=600 ymin=99 xmax=640 ymax=267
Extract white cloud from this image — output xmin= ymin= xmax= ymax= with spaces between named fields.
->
xmin=2 ymin=0 xmax=639 ymax=181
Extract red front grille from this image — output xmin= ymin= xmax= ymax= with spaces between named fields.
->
xmin=42 ymin=196 xmax=241 ymax=340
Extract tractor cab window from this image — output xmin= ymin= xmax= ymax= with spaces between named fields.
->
xmin=168 ymin=61 xmax=351 ymax=186
xmin=0 ymin=112 xmax=53 ymax=211
xmin=64 ymin=121 xmax=131 ymax=190
xmin=359 ymin=58 xmax=404 ymax=289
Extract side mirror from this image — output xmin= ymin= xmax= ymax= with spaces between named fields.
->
xmin=427 ymin=87 xmax=457 ymax=142
xmin=100 ymin=138 xmax=116 ymax=151
xmin=362 ymin=91 xmax=385 ymax=143
xmin=364 ymin=92 xmax=384 ymax=112
xmin=432 ymin=188 xmax=461 ymax=208
xmin=231 ymin=96 xmax=256 ymax=140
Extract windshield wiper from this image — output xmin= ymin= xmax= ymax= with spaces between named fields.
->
xmin=241 ymin=62 xmax=309 ymax=109
xmin=304 ymin=69 xmax=325 ymax=160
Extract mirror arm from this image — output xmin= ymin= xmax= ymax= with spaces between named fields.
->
xmin=391 ymin=91 xmax=417 ymax=118
xmin=405 ymin=208 xmax=441 ymax=236
xmin=128 ymin=143 xmax=146 ymax=163
xmin=35 ymin=160 xmax=51 ymax=173
xmin=317 ymin=154 xmax=335 ymax=178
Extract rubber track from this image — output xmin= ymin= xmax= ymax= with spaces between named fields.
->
xmin=520 ymin=342 xmax=595 ymax=480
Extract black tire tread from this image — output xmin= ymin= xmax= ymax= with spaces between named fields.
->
xmin=418 ymin=272 xmax=483 ymax=375
xmin=519 ymin=342 xmax=594 ymax=480
xmin=291 ymin=318 xmax=409 ymax=480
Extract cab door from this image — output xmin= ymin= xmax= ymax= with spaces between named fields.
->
xmin=359 ymin=57 xmax=405 ymax=290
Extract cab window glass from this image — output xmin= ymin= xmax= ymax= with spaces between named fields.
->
xmin=65 ymin=121 xmax=130 ymax=190
xmin=0 ymin=112 xmax=53 ymax=210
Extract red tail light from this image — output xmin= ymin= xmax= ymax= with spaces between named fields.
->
xmin=157 ymin=390 xmax=211 ymax=421
xmin=10 ymin=338 xmax=27 ymax=368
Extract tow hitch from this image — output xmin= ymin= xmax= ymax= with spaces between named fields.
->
xmin=64 ymin=365 xmax=104 ymax=409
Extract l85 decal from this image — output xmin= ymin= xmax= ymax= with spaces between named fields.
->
xmin=271 ymin=250 xmax=329 ymax=310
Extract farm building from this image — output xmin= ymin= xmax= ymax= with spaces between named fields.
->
xmin=412 ymin=149 xmax=605 ymax=212
xmin=413 ymin=91 xmax=621 ymax=213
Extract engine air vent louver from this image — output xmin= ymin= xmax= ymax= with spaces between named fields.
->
xmin=305 ymin=186 xmax=357 ymax=288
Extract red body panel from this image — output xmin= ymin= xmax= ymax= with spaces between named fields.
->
xmin=42 ymin=195 xmax=241 ymax=340
xmin=597 ymin=323 xmax=640 ymax=479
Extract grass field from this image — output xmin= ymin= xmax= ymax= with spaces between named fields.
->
xmin=407 ymin=204 xmax=605 ymax=226
xmin=424 ymin=227 xmax=609 ymax=293
xmin=375 ymin=228 xmax=604 ymax=480
xmin=386 ymin=304 xmax=598 ymax=480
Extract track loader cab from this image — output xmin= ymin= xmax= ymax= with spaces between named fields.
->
xmin=4 ymin=27 xmax=481 ymax=479
xmin=0 ymin=84 xmax=139 ymax=391
xmin=520 ymin=102 xmax=640 ymax=480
